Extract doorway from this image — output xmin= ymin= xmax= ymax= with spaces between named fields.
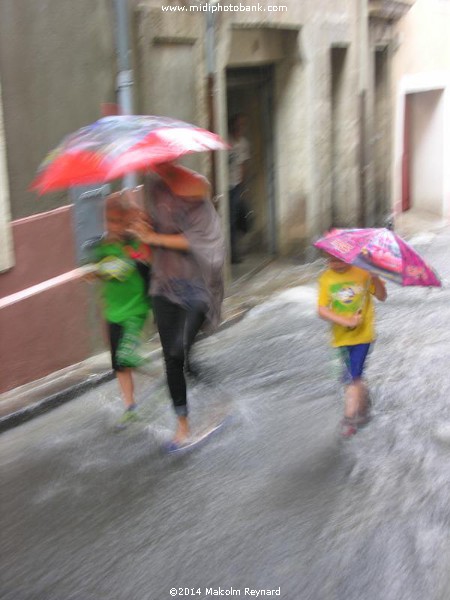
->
xmin=402 ymin=90 xmax=445 ymax=216
xmin=226 ymin=65 xmax=276 ymax=278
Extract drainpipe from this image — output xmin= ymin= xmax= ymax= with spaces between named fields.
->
xmin=114 ymin=0 xmax=136 ymax=187
xmin=205 ymin=5 xmax=217 ymax=198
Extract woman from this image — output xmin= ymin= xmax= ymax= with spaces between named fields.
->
xmin=131 ymin=162 xmax=225 ymax=447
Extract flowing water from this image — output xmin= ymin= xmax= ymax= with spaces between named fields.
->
xmin=2 ymin=232 xmax=450 ymax=600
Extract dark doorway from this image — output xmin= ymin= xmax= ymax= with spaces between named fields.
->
xmin=226 ymin=65 xmax=276 ymax=278
xmin=330 ymin=46 xmax=348 ymax=227
xmin=374 ymin=47 xmax=390 ymax=222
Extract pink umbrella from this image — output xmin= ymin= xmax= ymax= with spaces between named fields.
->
xmin=314 ymin=228 xmax=441 ymax=287
xmin=31 ymin=115 xmax=229 ymax=194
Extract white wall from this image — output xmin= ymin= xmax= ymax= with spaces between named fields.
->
xmin=392 ymin=0 xmax=450 ymax=218
xmin=393 ymin=0 xmax=450 ymax=76
xmin=410 ymin=90 xmax=444 ymax=214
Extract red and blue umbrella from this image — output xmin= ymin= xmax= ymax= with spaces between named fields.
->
xmin=314 ymin=228 xmax=441 ymax=287
xmin=31 ymin=115 xmax=228 ymax=194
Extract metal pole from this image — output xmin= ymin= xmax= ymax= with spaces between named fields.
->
xmin=114 ymin=0 xmax=136 ymax=187
xmin=205 ymin=8 xmax=217 ymax=198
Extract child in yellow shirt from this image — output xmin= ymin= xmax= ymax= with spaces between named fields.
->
xmin=318 ymin=254 xmax=387 ymax=437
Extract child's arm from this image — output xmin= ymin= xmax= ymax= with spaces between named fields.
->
xmin=318 ymin=306 xmax=363 ymax=328
xmin=371 ymin=275 xmax=387 ymax=301
xmin=80 ymin=264 xmax=101 ymax=282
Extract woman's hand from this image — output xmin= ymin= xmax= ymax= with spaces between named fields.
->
xmin=128 ymin=218 xmax=156 ymax=245
xmin=128 ymin=218 xmax=190 ymax=251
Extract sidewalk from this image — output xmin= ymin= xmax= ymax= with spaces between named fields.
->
xmin=0 ymin=257 xmax=323 ymax=433
xmin=1 ymin=209 xmax=446 ymax=434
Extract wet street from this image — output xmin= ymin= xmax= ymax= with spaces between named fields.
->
xmin=2 ymin=230 xmax=450 ymax=600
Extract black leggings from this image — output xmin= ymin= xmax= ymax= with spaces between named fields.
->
xmin=153 ymin=296 xmax=206 ymax=417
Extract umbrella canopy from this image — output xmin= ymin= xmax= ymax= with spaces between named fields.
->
xmin=314 ymin=228 xmax=441 ymax=287
xmin=31 ymin=115 xmax=228 ymax=194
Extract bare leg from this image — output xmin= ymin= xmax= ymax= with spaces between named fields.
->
xmin=116 ymin=369 xmax=136 ymax=409
xmin=344 ymin=378 xmax=368 ymax=420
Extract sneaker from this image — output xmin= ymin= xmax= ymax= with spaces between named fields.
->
xmin=341 ymin=418 xmax=358 ymax=438
xmin=115 ymin=407 xmax=141 ymax=430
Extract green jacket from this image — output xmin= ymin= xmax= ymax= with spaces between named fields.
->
xmin=91 ymin=238 xmax=150 ymax=324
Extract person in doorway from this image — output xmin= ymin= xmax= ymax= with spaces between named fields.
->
xmin=87 ymin=193 xmax=152 ymax=429
xmin=317 ymin=253 xmax=387 ymax=437
xmin=130 ymin=162 xmax=225 ymax=448
xmin=228 ymin=113 xmax=251 ymax=264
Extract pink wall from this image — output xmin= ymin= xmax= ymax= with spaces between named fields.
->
xmin=0 ymin=206 xmax=105 ymax=394
xmin=0 ymin=278 xmax=94 ymax=393
xmin=1 ymin=205 xmax=76 ymax=298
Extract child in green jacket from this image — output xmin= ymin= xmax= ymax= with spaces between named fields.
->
xmin=89 ymin=193 xmax=151 ymax=428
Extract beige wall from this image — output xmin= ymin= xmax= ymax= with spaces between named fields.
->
xmin=393 ymin=0 xmax=450 ymax=76
xmin=0 ymin=0 xmax=397 ymax=253
xmin=213 ymin=0 xmax=364 ymax=256
xmin=0 ymin=0 xmax=400 ymax=250
xmin=136 ymin=0 xmax=380 ymax=257
xmin=0 ymin=0 xmax=116 ymax=220
xmin=134 ymin=5 xmax=207 ymax=175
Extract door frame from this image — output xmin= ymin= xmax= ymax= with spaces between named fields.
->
xmin=394 ymin=73 xmax=450 ymax=219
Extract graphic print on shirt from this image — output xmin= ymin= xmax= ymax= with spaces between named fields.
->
xmin=97 ymin=255 xmax=135 ymax=281
xmin=329 ymin=281 xmax=365 ymax=314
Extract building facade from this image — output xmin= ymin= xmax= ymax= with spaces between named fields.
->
xmin=0 ymin=0 xmax=412 ymax=393
xmin=391 ymin=0 xmax=450 ymax=220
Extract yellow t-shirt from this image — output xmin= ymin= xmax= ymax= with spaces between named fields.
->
xmin=318 ymin=266 xmax=376 ymax=347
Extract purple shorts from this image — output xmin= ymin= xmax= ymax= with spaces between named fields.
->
xmin=338 ymin=343 xmax=371 ymax=383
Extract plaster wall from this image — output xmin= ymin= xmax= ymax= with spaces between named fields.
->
xmin=0 ymin=0 xmax=116 ymax=220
